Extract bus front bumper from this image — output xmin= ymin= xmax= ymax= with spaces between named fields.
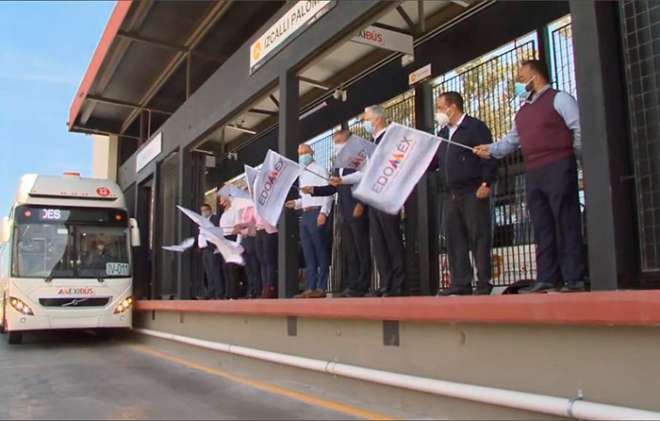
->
xmin=5 ymin=306 xmax=132 ymax=332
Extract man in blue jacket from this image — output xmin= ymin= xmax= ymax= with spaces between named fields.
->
xmin=431 ymin=92 xmax=497 ymax=296
xmin=302 ymin=129 xmax=371 ymax=297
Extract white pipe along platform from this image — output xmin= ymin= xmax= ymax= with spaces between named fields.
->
xmin=136 ymin=328 xmax=660 ymax=420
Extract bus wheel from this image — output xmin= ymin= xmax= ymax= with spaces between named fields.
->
xmin=8 ymin=331 xmax=22 ymax=345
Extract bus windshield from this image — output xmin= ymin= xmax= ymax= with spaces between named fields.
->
xmin=12 ymin=206 xmax=130 ymax=279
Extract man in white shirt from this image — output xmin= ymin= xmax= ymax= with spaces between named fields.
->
xmin=286 ymin=144 xmax=333 ymax=298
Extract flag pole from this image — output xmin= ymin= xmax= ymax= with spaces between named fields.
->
xmin=300 ymin=165 xmax=330 ymax=181
xmin=438 ymin=137 xmax=476 ymax=152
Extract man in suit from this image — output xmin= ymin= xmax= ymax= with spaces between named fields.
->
xmin=432 ymin=92 xmax=497 ymax=296
xmin=302 ymin=129 xmax=371 ymax=297
xmin=330 ymin=105 xmax=406 ymax=297
xmin=197 ymin=203 xmax=224 ymax=299
xmin=474 ymin=59 xmax=585 ymax=293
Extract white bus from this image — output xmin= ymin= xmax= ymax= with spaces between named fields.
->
xmin=0 ymin=173 xmax=140 ymax=344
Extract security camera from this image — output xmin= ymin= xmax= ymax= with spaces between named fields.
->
xmin=332 ymin=89 xmax=347 ymax=102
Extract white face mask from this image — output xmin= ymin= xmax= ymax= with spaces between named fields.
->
xmin=334 ymin=143 xmax=346 ymax=156
xmin=435 ymin=112 xmax=450 ymax=129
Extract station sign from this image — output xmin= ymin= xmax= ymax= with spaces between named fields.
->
xmin=250 ymin=1 xmax=335 ymax=74
xmin=408 ymin=64 xmax=432 ymax=86
xmin=136 ymin=132 xmax=162 ymax=172
xmin=351 ymin=25 xmax=414 ymax=56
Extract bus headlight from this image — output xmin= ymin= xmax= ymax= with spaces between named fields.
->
xmin=114 ymin=296 xmax=133 ymax=314
xmin=9 ymin=297 xmax=34 ymax=316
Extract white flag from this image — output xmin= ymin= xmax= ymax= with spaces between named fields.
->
xmin=352 ymin=123 xmax=441 ymax=215
xmin=200 ymin=225 xmax=245 ymax=266
xmin=177 ymin=205 xmax=214 ymax=228
xmin=218 ymin=184 xmax=251 ymax=200
xmin=253 ymin=149 xmax=302 ymax=226
xmin=334 ymin=135 xmax=376 ymax=171
xmin=244 ymin=164 xmax=260 ymax=200
xmin=162 ymin=237 xmax=195 ymax=253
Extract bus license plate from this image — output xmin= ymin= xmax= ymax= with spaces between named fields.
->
xmin=106 ymin=262 xmax=129 ymax=276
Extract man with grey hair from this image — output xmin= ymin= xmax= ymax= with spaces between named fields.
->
xmin=330 ymin=105 xmax=406 ymax=297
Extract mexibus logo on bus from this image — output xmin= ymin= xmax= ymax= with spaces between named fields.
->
xmin=371 ymin=136 xmax=415 ymax=193
xmin=57 ymin=288 xmax=95 ymax=296
xmin=257 ymin=158 xmax=285 ymax=206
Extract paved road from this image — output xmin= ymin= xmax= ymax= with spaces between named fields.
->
xmin=0 ymin=330 xmax=362 ymax=420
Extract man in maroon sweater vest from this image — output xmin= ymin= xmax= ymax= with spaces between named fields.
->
xmin=474 ymin=60 xmax=585 ymax=293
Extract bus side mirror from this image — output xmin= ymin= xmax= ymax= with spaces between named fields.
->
xmin=0 ymin=217 xmax=10 ymax=243
xmin=129 ymin=218 xmax=141 ymax=247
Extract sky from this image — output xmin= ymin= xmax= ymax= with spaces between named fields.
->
xmin=0 ymin=1 xmax=114 ymax=213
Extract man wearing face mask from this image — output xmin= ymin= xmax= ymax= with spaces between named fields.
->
xmin=301 ymin=129 xmax=371 ymax=298
xmin=285 ymin=144 xmax=332 ymax=298
xmin=330 ymin=105 xmax=406 ymax=297
xmin=197 ymin=203 xmax=224 ymax=299
xmin=87 ymin=240 xmax=112 ymax=270
xmin=474 ymin=59 xmax=585 ymax=293
xmin=430 ymin=92 xmax=497 ymax=296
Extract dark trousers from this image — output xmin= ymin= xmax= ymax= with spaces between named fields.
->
xmin=256 ymin=230 xmax=278 ymax=290
xmin=241 ymin=236 xmax=261 ymax=297
xmin=444 ymin=191 xmax=492 ymax=288
xmin=202 ymin=247 xmax=224 ymax=298
xmin=223 ymin=263 xmax=242 ymax=299
xmin=526 ymin=155 xmax=585 ymax=284
xmin=341 ymin=213 xmax=371 ymax=293
xmin=369 ymin=208 xmax=405 ymax=293
xmin=300 ymin=208 xmax=330 ymax=291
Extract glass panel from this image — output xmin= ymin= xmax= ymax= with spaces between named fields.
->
xmin=77 ymin=226 xmax=130 ymax=278
xmin=13 ymin=223 xmax=74 ymax=278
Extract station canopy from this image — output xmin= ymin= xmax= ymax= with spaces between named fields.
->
xmin=69 ymin=0 xmax=483 ymax=153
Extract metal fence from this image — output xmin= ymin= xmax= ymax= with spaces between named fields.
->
xmin=620 ymin=1 xmax=660 ymax=273
xmin=432 ymin=40 xmax=538 ymax=287
xmin=551 ymin=22 xmax=577 ymax=97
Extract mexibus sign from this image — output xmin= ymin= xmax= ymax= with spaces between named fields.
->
xmin=250 ymin=1 xmax=335 ymax=73
xmin=351 ymin=26 xmax=414 ymax=56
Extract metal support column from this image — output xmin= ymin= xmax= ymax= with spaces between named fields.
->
xmin=413 ymin=80 xmax=439 ymax=295
xmin=176 ymin=148 xmax=194 ymax=299
xmin=278 ymin=70 xmax=301 ymax=298
xmin=570 ymin=0 xmax=639 ymax=289
xmin=150 ymin=165 xmax=160 ymax=299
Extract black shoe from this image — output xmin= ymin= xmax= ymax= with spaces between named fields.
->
xmin=343 ymin=289 xmax=366 ymax=298
xmin=519 ymin=281 xmax=556 ymax=294
xmin=372 ymin=287 xmax=387 ymax=297
xmin=437 ymin=286 xmax=473 ymax=296
xmin=560 ymin=281 xmax=586 ymax=293
xmin=474 ymin=283 xmax=494 ymax=296
xmin=383 ymin=290 xmax=403 ymax=297
xmin=337 ymin=288 xmax=353 ymax=298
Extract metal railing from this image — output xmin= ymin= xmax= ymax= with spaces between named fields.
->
xmin=551 ymin=22 xmax=577 ymax=98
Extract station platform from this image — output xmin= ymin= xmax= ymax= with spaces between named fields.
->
xmin=133 ymin=291 xmax=660 ymax=419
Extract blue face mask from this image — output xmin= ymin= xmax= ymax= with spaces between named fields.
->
xmin=514 ymin=76 xmax=535 ymax=99
xmin=298 ymin=154 xmax=313 ymax=167
xmin=363 ymin=120 xmax=373 ymax=135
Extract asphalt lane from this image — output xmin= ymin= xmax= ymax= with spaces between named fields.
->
xmin=0 ymin=330 xmax=361 ymax=420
